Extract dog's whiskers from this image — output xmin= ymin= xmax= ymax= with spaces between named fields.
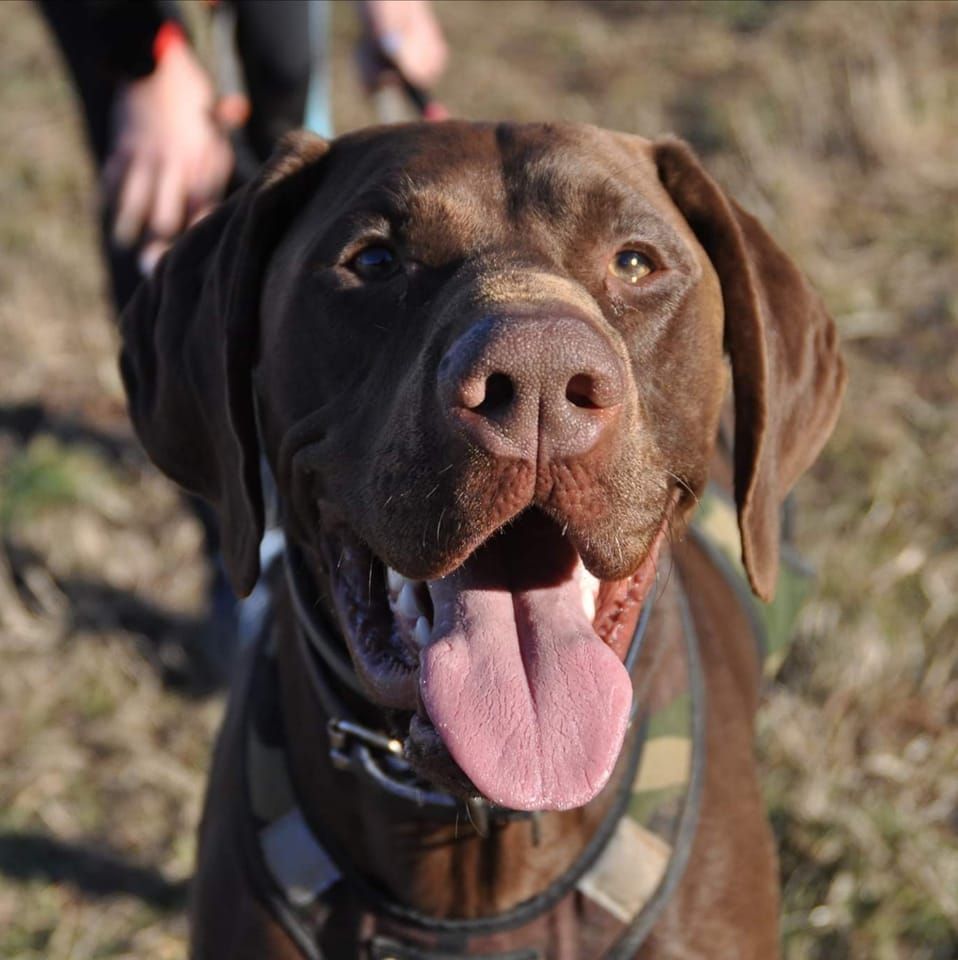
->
xmin=653 ymin=518 xmax=677 ymax=601
xmin=664 ymin=469 xmax=698 ymax=505
xmin=465 ymin=798 xmax=490 ymax=838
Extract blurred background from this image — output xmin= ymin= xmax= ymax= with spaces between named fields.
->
xmin=0 ymin=1 xmax=955 ymax=957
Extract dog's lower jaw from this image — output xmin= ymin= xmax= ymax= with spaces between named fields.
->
xmin=308 ymin=500 xmax=674 ymax=811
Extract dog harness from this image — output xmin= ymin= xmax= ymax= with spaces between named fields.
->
xmin=236 ymin=489 xmax=808 ymax=959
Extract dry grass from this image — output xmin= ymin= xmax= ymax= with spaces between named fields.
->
xmin=0 ymin=1 xmax=955 ymax=957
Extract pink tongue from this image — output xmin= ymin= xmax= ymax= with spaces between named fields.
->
xmin=419 ymin=564 xmax=633 ymax=811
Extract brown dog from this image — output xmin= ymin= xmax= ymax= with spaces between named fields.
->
xmin=119 ymin=122 xmax=844 ymax=959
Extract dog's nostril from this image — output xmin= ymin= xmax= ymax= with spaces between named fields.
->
xmin=565 ymin=374 xmax=602 ymax=410
xmin=473 ymin=372 xmax=515 ymax=415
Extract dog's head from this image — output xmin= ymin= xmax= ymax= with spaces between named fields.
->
xmin=120 ymin=122 xmax=844 ymax=811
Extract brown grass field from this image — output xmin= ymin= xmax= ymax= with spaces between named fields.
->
xmin=0 ymin=1 xmax=955 ymax=957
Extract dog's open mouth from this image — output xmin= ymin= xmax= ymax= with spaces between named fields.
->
xmin=317 ymin=506 xmax=670 ymax=812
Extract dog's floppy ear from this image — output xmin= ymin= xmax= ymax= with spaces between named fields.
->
xmin=119 ymin=132 xmax=329 ymax=596
xmin=654 ymin=137 xmax=845 ymax=601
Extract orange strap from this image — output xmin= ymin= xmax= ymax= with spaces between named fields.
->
xmin=152 ymin=21 xmax=186 ymax=65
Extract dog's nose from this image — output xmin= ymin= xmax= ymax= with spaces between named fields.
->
xmin=438 ymin=314 xmax=627 ymax=461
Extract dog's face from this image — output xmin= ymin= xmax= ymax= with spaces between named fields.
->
xmin=120 ymin=122 xmax=844 ymax=812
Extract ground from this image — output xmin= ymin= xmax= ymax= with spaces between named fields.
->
xmin=0 ymin=1 xmax=955 ymax=958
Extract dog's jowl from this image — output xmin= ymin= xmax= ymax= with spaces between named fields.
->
xmin=120 ymin=122 xmax=845 ymax=959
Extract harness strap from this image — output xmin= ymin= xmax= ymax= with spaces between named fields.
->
xmin=369 ymin=940 xmax=538 ymax=960
xmin=604 ymin=573 xmax=706 ymax=958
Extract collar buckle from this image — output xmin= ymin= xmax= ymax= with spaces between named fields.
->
xmin=326 ymin=717 xmax=459 ymax=808
xmin=328 ymin=717 xmax=403 ymax=771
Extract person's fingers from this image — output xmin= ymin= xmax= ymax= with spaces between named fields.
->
xmin=361 ymin=0 xmax=448 ymax=89
xmin=214 ymin=93 xmax=250 ymax=132
xmin=137 ymin=237 xmax=169 ymax=278
xmin=186 ymin=202 xmax=216 ymax=230
xmin=149 ymin=162 xmax=188 ymax=242
xmin=112 ymin=153 xmax=156 ymax=247
xmin=184 ymin=139 xmax=233 ymax=226
xmin=101 ymin=147 xmax=130 ymax=207
xmin=140 ymin=139 xmax=232 ymax=278
xmin=391 ymin=17 xmax=447 ymax=88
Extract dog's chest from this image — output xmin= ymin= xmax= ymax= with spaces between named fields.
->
xmin=235 ymin=566 xmax=706 ymax=960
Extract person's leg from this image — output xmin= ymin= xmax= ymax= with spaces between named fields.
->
xmin=231 ymin=0 xmax=316 ymax=162
xmin=218 ymin=3 xmax=334 ymax=659
xmin=40 ymin=1 xmax=241 ymax=685
xmin=37 ymin=0 xmax=142 ymax=310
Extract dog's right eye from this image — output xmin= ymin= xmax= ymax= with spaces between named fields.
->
xmin=350 ymin=245 xmax=400 ymax=281
xmin=608 ymin=249 xmax=655 ymax=285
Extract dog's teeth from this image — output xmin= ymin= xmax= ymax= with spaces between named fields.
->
xmin=398 ymin=582 xmax=422 ymax=620
xmin=579 ymin=569 xmax=600 ymax=623
xmin=581 ymin=584 xmax=596 ymax=622
xmin=386 ymin=567 xmax=405 ymax=595
xmin=414 ymin=616 xmax=432 ymax=649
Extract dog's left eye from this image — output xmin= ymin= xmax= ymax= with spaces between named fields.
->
xmin=351 ymin=245 xmax=399 ymax=280
xmin=608 ymin=249 xmax=655 ymax=285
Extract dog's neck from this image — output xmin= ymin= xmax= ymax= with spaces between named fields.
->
xmin=271 ymin=556 xmax=660 ymax=919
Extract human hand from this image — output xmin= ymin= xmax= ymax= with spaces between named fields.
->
xmin=358 ymin=0 xmax=448 ymax=92
xmin=103 ymin=37 xmax=234 ymax=275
